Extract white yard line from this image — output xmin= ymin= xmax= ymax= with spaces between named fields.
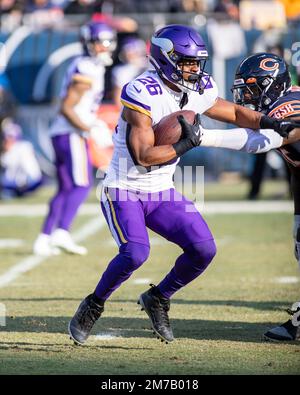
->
xmin=94 ymin=333 xmax=121 ymax=340
xmin=273 ymin=276 xmax=299 ymax=284
xmin=0 ymin=204 xmax=100 ymax=217
xmin=131 ymin=278 xmax=151 ymax=285
xmin=0 ymin=217 xmax=106 ymax=288
xmin=0 ymin=239 xmax=25 ymax=248
xmin=0 ymin=201 xmax=293 ymax=217
xmin=195 ymin=201 xmax=293 ymax=214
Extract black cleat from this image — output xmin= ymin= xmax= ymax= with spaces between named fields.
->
xmin=68 ymin=294 xmax=104 ymax=345
xmin=263 ymin=302 xmax=300 ymax=342
xmin=138 ymin=284 xmax=174 ymax=343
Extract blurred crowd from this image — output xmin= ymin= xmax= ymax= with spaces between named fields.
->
xmin=0 ymin=0 xmax=300 ymax=38
xmin=0 ymin=0 xmax=299 ymax=25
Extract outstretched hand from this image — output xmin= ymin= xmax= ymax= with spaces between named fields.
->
xmin=260 ymin=115 xmax=300 ymax=138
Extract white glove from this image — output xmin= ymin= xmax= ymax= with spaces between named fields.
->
xmin=90 ymin=119 xmax=113 ymax=149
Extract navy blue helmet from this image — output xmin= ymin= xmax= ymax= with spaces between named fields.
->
xmin=232 ymin=53 xmax=291 ymax=112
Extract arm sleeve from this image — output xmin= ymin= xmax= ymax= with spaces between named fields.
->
xmin=200 ymin=127 xmax=283 ymax=153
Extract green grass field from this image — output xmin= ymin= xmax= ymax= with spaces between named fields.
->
xmin=0 ymin=182 xmax=299 ymax=375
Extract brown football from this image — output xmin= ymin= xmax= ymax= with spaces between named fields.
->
xmin=153 ymin=110 xmax=196 ymax=146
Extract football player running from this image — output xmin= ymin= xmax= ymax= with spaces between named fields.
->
xmin=231 ymin=53 xmax=300 ymax=341
xmin=68 ymin=25 xmax=299 ymax=345
xmin=33 ymin=21 xmax=116 ymax=256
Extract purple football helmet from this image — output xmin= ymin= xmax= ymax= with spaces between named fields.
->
xmin=80 ymin=21 xmax=116 ymax=65
xmin=149 ymin=24 xmax=209 ymax=94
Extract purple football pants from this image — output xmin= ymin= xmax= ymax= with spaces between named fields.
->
xmin=42 ymin=134 xmax=92 ymax=235
xmin=95 ymin=187 xmax=216 ymax=300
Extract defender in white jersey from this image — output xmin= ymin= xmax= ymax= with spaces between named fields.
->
xmin=33 ymin=21 xmax=116 ymax=256
xmin=69 ymin=25 xmax=299 ymax=345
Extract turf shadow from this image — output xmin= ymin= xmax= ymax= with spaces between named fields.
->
xmin=1 ymin=298 xmax=292 ymax=312
xmin=2 ymin=315 xmax=297 ymax=344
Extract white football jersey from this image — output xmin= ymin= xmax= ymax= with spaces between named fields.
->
xmin=112 ymin=63 xmax=145 ymax=89
xmin=103 ymin=69 xmax=218 ymax=192
xmin=50 ymin=56 xmax=106 ymax=137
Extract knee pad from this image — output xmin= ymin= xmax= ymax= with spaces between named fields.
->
xmin=119 ymin=242 xmax=150 ymax=270
xmin=185 ymin=239 xmax=217 ymax=270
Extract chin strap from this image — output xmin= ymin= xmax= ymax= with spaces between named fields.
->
xmin=179 ymin=92 xmax=188 ymax=109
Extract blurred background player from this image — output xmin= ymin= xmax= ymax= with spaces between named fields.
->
xmin=111 ymin=36 xmax=148 ymax=109
xmin=68 ymin=25 xmax=297 ymax=346
xmin=0 ymin=118 xmax=42 ymax=199
xmin=33 ymin=20 xmax=116 ymax=256
xmin=232 ymin=52 xmax=300 ymax=341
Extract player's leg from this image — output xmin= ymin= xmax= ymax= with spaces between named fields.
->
xmin=94 ymin=187 xmax=150 ymax=300
xmin=51 ymin=134 xmax=92 ymax=255
xmin=68 ymin=188 xmax=150 ymax=344
xmin=291 ymin=167 xmax=300 ymax=268
xmin=248 ymin=153 xmax=267 ymax=200
xmin=264 ymin=166 xmax=300 ymax=341
xmin=147 ymin=189 xmax=216 ymax=297
xmin=33 ymin=135 xmax=72 ymax=256
xmin=139 ymin=189 xmax=216 ymax=342
xmin=264 ymin=301 xmax=300 ymax=341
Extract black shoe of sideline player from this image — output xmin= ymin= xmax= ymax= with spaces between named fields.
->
xmin=264 ymin=303 xmax=300 ymax=341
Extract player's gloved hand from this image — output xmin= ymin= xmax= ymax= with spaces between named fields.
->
xmin=173 ymin=113 xmax=202 ymax=157
xmin=259 ymin=115 xmax=300 ymax=138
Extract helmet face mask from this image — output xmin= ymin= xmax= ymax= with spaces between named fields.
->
xmin=232 ymin=77 xmax=269 ymax=111
xmin=150 ymin=25 xmax=210 ymax=94
xmin=80 ymin=22 xmax=116 ymax=65
xmin=176 ymin=58 xmax=208 ymax=93
xmin=232 ymin=53 xmax=291 ymax=112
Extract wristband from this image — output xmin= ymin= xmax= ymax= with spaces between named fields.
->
xmin=259 ymin=115 xmax=276 ymax=130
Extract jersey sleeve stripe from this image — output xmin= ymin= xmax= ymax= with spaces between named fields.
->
xmin=121 ymin=84 xmax=151 ymax=111
xmin=268 ymin=100 xmax=300 ymax=117
xmin=121 ymin=99 xmax=151 ymax=117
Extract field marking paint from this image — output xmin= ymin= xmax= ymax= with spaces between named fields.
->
xmin=273 ymin=276 xmax=299 ymax=284
xmin=0 ymin=239 xmax=25 ymax=248
xmin=95 ymin=333 xmax=120 ymax=340
xmin=197 ymin=201 xmax=293 ymax=214
xmin=0 ymin=217 xmax=106 ymax=288
xmin=215 ymin=236 xmax=234 ymax=246
xmin=0 ymin=201 xmax=293 ymax=217
xmin=132 ymin=278 xmax=151 ymax=285
xmin=0 ymin=204 xmax=100 ymax=217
